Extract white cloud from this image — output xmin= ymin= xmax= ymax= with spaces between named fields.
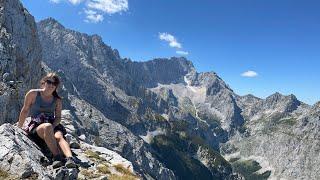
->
xmin=87 ymin=0 xmax=128 ymax=14
xmin=159 ymin=32 xmax=182 ymax=49
xmin=68 ymin=0 xmax=83 ymax=5
xmin=49 ymin=0 xmax=61 ymax=3
xmin=47 ymin=0 xmax=128 ymax=23
xmin=176 ymin=50 xmax=189 ymax=56
xmin=84 ymin=9 xmax=104 ymax=23
xmin=241 ymin=70 xmax=258 ymax=77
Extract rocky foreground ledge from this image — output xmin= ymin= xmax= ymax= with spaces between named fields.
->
xmin=0 ymin=123 xmax=139 ymax=180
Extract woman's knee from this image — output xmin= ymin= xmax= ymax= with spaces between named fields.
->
xmin=42 ymin=123 xmax=53 ymax=131
xmin=54 ymin=131 xmax=64 ymax=141
xmin=36 ymin=123 xmax=54 ymax=138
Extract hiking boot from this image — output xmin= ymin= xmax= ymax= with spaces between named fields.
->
xmin=65 ymin=157 xmax=78 ymax=168
xmin=52 ymin=155 xmax=64 ymax=169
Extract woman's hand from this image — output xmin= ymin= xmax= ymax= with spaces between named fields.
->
xmin=53 ymin=98 xmax=62 ymax=127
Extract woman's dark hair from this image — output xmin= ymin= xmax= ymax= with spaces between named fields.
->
xmin=40 ymin=72 xmax=62 ymax=99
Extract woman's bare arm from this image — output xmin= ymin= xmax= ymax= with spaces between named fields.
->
xmin=17 ymin=90 xmax=35 ymax=128
xmin=53 ymin=98 xmax=62 ymax=127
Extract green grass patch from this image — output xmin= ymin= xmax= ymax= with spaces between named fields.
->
xmin=113 ymin=164 xmax=139 ymax=179
xmin=278 ymin=118 xmax=297 ymax=126
xmin=232 ymin=159 xmax=270 ymax=180
xmin=109 ymin=174 xmax=137 ymax=180
xmin=97 ymin=164 xmax=111 ymax=174
xmin=84 ymin=150 xmax=106 ymax=161
xmin=79 ymin=169 xmax=101 ymax=179
xmin=0 ymin=169 xmax=9 ymax=179
xmin=113 ymin=164 xmax=132 ymax=175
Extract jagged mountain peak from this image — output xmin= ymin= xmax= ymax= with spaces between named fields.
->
xmin=38 ymin=17 xmax=65 ymax=30
xmin=264 ymin=92 xmax=300 ymax=112
xmin=237 ymin=94 xmax=262 ymax=105
xmin=287 ymin=93 xmax=298 ymax=100
xmin=39 ymin=18 xmax=107 ymax=48
xmin=265 ymin=92 xmax=299 ymax=104
xmin=243 ymin=94 xmax=261 ymax=100
xmin=190 ymin=71 xmax=234 ymax=95
xmin=266 ymin=92 xmax=283 ymax=100
xmin=37 ymin=19 xmax=122 ymax=72
xmin=38 ymin=18 xmax=108 ymax=47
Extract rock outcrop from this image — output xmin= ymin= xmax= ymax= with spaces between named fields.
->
xmin=0 ymin=120 xmax=140 ymax=180
xmin=0 ymin=124 xmax=55 ymax=179
xmin=0 ymin=0 xmax=42 ymax=124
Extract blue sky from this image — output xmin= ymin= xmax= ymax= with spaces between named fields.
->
xmin=21 ymin=0 xmax=320 ymax=105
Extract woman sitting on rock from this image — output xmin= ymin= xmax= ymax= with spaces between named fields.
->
xmin=17 ymin=72 xmax=76 ymax=169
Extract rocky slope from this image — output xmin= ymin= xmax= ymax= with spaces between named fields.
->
xmin=0 ymin=0 xmax=42 ymax=124
xmin=222 ymin=114 xmax=320 ymax=179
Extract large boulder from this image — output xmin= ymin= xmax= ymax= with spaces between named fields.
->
xmin=0 ymin=123 xmax=76 ymax=179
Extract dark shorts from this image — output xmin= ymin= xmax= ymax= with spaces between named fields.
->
xmin=28 ymin=124 xmax=67 ymax=145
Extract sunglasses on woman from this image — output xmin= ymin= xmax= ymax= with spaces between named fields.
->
xmin=46 ymin=80 xmax=58 ymax=86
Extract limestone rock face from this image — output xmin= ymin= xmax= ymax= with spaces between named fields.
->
xmin=0 ymin=0 xmax=42 ymax=124
xmin=125 ymin=57 xmax=194 ymax=88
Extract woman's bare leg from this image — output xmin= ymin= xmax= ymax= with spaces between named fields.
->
xmin=36 ymin=123 xmax=60 ymax=156
xmin=54 ymin=131 xmax=72 ymax=158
